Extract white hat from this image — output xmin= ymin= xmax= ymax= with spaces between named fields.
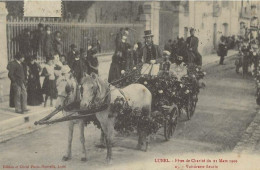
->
xmin=163 ymin=50 xmax=171 ymax=56
xmin=61 ymin=65 xmax=71 ymax=74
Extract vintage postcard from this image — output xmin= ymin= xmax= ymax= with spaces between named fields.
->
xmin=0 ymin=0 xmax=260 ymax=170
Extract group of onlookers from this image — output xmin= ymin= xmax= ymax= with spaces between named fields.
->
xmin=7 ymin=23 xmax=100 ymax=113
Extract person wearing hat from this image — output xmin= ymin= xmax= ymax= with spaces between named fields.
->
xmin=240 ymin=38 xmax=251 ymax=74
xmin=186 ymin=28 xmax=202 ymax=66
xmin=71 ymin=51 xmax=88 ymax=83
xmin=32 ymin=23 xmax=45 ymax=55
xmin=164 ymin=39 xmax=173 ymax=52
xmin=169 ymin=55 xmax=188 ymax=81
xmin=117 ymin=35 xmax=129 ymax=70
xmin=133 ymin=43 xmax=139 ymax=65
xmin=124 ymin=27 xmax=129 ymax=36
xmin=7 ymin=53 xmax=29 ymax=113
xmin=218 ymin=36 xmax=228 ymax=65
xmin=142 ymin=30 xmax=162 ymax=64
xmin=108 ymin=41 xmax=127 ymax=83
xmin=86 ymin=46 xmax=99 ymax=75
xmin=27 ymin=55 xmax=43 ymax=106
xmin=115 ymin=28 xmax=125 ymax=51
xmin=53 ymin=31 xmax=63 ymax=57
xmin=67 ymin=44 xmax=78 ymax=68
xmin=160 ymin=50 xmax=171 ymax=74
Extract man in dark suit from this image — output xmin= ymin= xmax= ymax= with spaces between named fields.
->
xmin=186 ymin=28 xmax=202 ymax=66
xmin=142 ymin=30 xmax=162 ymax=63
xmin=32 ymin=23 xmax=45 ymax=55
xmin=8 ymin=53 xmax=28 ymax=113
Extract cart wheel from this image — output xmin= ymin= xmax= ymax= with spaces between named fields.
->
xmin=164 ymin=108 xmax=178 ymax=141
xmin=190 ymin=94 xmax=198 ymax=117
xmin=235 ymin=65 xmax=239 ymax=74
xmin=186 ymin=96 xmax=192 ymax=120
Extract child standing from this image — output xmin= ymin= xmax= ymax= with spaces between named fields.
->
xmin=42 ymin=57 xmax=56 ymax=107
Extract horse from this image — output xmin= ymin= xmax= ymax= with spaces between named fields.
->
xmin=55 ymin=74 xmax=88 ymax=162
xmin=80 ymin=73 xmax=152 ymax=164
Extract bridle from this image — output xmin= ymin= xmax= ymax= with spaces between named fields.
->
xmin=80 ymin=77 xmax=113 ymax=108
xmin=57 ymin=78 xmax=75 ymax=106
xmin=81 ymin=80 xmax=100 ymax=106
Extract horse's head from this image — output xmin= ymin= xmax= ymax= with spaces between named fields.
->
xmin=55 ymin=73 xmax=77 ymax=109
xmin=80 ymin=73 xmax=104 ymax=109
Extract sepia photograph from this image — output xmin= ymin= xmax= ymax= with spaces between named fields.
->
xmin=0 ymin=0 xmax=260 ymax=169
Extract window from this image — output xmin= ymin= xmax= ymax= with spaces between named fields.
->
xmin=222 ymin=1 xmax=229 ymax=8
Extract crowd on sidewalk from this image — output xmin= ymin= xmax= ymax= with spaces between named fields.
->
xmin=7 ymin=23 xmax=101 ymax=114
xmin=5 ymin=23 xmax=239 ymax=114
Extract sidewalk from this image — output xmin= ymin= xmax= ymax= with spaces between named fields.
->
xmin=0 ymin=50 xmax=238 ymax=143
xmin=202 ymin=49 xmax=237 ymax=67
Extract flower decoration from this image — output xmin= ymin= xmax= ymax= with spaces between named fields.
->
xmin=158 ymin=90 xmax=163 ymax=94
xmin=111 ymin=63 xmax=206 ymax=136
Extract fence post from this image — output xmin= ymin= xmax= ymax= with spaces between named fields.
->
xmin=0 ymin=2 xmax=8 ymax=73
xmin=0 ymin=2 xmax=8 ymax=102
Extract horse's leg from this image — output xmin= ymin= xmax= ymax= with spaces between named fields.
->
xmin=142 ymin=105 xmax=152 ymax=152
xmin=79 ymin=120 xmax=87 ymax=162
xmin=99 ymin=128 xmax=106 ymax=147
xmin=62 ymin=121 xmax=74 ymax=161
xmin=105 ymin=118 xmax=114 ymax=164
xmin=96 ymin=111 xmax=114 ymax=164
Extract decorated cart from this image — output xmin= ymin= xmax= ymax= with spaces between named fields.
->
xmin=109 ymin=61 xmax=206 ymax=141
xmin=35 ymin=60 xmax=206 ymax=145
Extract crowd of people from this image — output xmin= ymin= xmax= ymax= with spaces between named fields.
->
xmin=108 ymin=28 xmax=204 ymax=85
xmin=7 ymin=24 xmax=206 ymax=114
xmin=7 ymin=23 xmax=100 ymax=113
